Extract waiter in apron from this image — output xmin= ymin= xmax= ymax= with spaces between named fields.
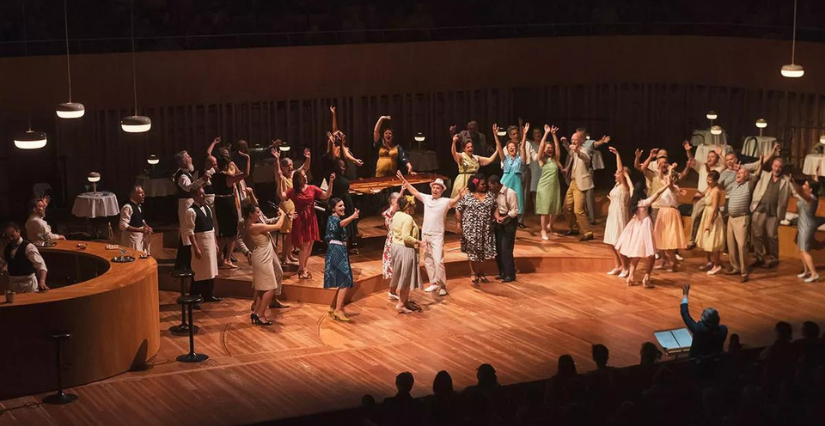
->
xmin=2 ymin=222 xmax=49 ymax=293
xmin=184 ymin=187 xmax=221 ymax=309
xmin=173 ymin=150 xmax=212 ymax=270
xmin=119 ymin=185 xmax=153 ymax=254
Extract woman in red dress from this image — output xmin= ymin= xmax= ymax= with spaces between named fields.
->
xmin=278 ymin=168 xmax=334 ymax=279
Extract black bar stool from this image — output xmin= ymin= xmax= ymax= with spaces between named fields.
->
xmin=169 ymin=269 xmax=198 ymax=336
xmin=176 ymin=295 xmax=208 ymax=363
xmin=42 ymin=331 xmax=78 ymax=405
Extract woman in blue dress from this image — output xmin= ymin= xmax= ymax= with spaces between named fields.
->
xmin=324 ymin=198 xmax=360 ymax=322
xmin=493 ymin=122 xmax=527 ymax=216
xmin=791 ymin=177 xmax=820 ymax=282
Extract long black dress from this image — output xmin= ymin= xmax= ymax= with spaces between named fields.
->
xmin=331 ymin=174 xmax=358 ymax=238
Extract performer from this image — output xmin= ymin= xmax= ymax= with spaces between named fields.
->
xmin=536 ymin=125 xmax=563 ymax=240
xmin=683 ymin=142 xmax=726 ymax=250
xmin=695 ymin=171 xmax=725 ymax=275
xmin=493 ymin=123 xmax=526 ymax=222
xmin=173 ymin=150 xmax=211 ymax=270
xmin=523 ymin=124 xmax=544 ymax=220
xmin=324 ymin=199 xmax=360 ymax=322
xmin=561 ymin=131 xmax=595 ymax=241
xmin=449 ymin=132 xmax=500 ymax=198
xmin=330 ymin=158 xmax=359 ymax=250
xmin=184 ymin=187 xmax=221 ymax=308
xmin=213 ymin=153 xmax=249 ymax=269
xmin=582 ymin=132 xmax=611 ymax=226
xmin=382 ymin=190 xmax=404 ymax=285
xmin=455 ymin=173 xmax=497 ymax=283
xmin=277 ymin=163 xmax=334 ymax=279
xmin=202 ymin=155 xmax=218 ymax=228
xmin=750 ymin=157 xmax=791 ymax=269
xmin=614 ymin=179 xmax=673 ymax=288
xmin=652 ymin=162 xmax=687 ymax=271
xmin=373 ymin=115 xmax=414 ymax=177
xmin=119 ymin=185 xmax=153 ymax=254
xmin=25 ymin=198 xmax=65 ymax=242
xmin=390 ymin=195 xmax=423 ymax=313
xmin=790 ymin=176 xmax=820 ymax=282
xmin=274 ymin=146 xmax=311 ymax=264
xmin=242 ymin=203 xmax=286 ymax=326
xmin=2 ymin=222 xmax=48 ymax=293
xmin=326 ymin=106 xmax=364 ymax=179
xmin=724 ymin=166 xmax=757 ymax=282
xmin=401 ymin=173 xmax=464 ymax=296
xmin=604 ymin=147 xmax=631 ymax=276
xmin=488 ymin=175 xmax=519 ymax=283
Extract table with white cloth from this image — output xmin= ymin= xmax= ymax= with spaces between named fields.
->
xmin=71 ymin=192 xmax=120 ymax=218
xmin=135 ymin=174 xmax=177 ymax=198
xmin=406 ymin=150 xmax=439 ymax=172
xmin=803 ymin=154 xmax=825 ymax=177
xmin=690 ymin=129 xmax=728 ymax=147
xmin=695 ymin=144 xmax=733 ymax=164
xmin=741 ymin=136 xmax=777 ymax=158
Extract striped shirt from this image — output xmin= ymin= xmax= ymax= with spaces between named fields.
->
xmin=727 ymin=180 xmax=753 ymax=217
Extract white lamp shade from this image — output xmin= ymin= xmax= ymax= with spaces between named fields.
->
xmin=496 ymin=130 xmax=507 ymax=137
xmin=781 ymin=64 xmax=805 ymax=78
xmin=87 ymin=172 xmax=101 ymax=183
xmin=121 ymin=115 xmax=152 ymax=133
xmin=14 ymin=130 xmax=48 ymax=150
xmin=414 ymin=133 xmax=426 ymax=142
xmin=279 ymin=144 xmax=291 ymax=152
xmin=755 ymin=119 xmax=768 ymax=129
xmin=710 ymin=125 xmax=723 ymax=135
xmin=56 ymin=102 xmax=85 ymax=119
xmin=147 ymin=155 xmax=160 ymax=165
xmin=706 ymin=111 xmax=718 ymax=120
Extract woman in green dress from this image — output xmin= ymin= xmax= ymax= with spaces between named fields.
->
xmin=536 ymin=125 xmax=564 ymax=240
xmin=450 ymin=133 xmax=500 ymax=199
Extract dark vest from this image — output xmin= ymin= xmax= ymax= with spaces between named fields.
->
xmin=174 ymin=169 xmax=193 ymax=199
xmin=126 ymin=201 xmax=144 ymax=228
xmin=190 ymin=204 xmax=214 ymax=233
xmin=4 ymin=240 xmax=36 ymax=277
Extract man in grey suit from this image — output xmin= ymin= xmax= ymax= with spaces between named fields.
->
xmin=750 ymin=157 xmax=791 ymax=269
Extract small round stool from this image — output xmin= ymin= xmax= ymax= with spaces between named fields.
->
xmin=42 ymin=331 xmax=78 ymax=405
xmin=176 ymin=295 xmax=208 ymax=363
xmin=169 ymin=269 xmax=198 ymax=336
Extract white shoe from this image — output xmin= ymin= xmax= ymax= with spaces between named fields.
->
xmin=699 ymin=262 xmax=713 ymax=271
xmin=606 ymin=267 xmax=622 ymax=275
xmin=438 ymin=288 xmax=448 ymax=296
xmin=797 ymin=272 xmax=809 ymax=278
xmin=707 ymin=265 xmax=722 ymax=275
xmin=388 ymin=292 xmax=400 ymax=300
xmin=675 ymin=253 xmax=685 ymax=261
xmin=805 ymin=275 xmax=820 ymax=283
xmin=618 ymin=270 xmax=629 ymax=278
xmin=424 ymin=284 xmax=440 ymax=293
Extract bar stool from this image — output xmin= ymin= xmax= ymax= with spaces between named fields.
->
xmin=169 ymin=269 xmax=198 ymax=336
xmin=42 ymin=331 xmax=78 ymax=405
xmin=176 ymin=295 xmax=208 ymax=363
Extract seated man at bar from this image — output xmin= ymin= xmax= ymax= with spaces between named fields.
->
xmin=119 ymin=185 xmax=153 ymax=254
xmin=25 ymin=197 xmax=65 ymax=242
xmin=2 ymin=222 xmax=49 ymax=293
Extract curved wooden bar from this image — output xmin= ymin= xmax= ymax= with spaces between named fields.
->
xmin=0 ymin=241 xmax=159 ymax=400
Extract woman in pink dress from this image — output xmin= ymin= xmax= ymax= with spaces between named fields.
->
xmin=277 ymin=168 xmax=333 ymax=279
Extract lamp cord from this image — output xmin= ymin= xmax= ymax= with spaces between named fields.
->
xmin=791 ymin=0 xmax=798 ymax=64
xmin=130 ymin=0 xmax=138 ymax=116
xmin=22 ymin=0 xmax=31 ymax=131
xmin=63 ymin=0 xmax=72 ymax=102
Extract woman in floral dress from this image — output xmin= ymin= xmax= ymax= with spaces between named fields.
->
xmin=455 ymin=173 xmax=497 ymax=283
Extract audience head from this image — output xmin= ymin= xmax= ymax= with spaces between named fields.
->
xmin=383 ymin=126 xmax=394 ymax=144
xmin=175 ymin=150 xmax=192 ymax=169
xmin=640 ymin=342 xmax=662 ymax=366
xmin=361 ymin=394 xmax=376 ymax=408
xmin=190 ymin=186 xmax=206 ymax=204
xmin=775 ymin=321 xmax=792 ymax=342
xmin=701 ymin=307 xmax=721 ymax=328
xmin=557 ymin=354 xmax=577 ymax=377
xmin=395 ymin=372 xmax=414 ymax=395
xmin=803 ymin=179 xmax=821 ymax=198
xmin=396 ymin=195 xmax=415 ymax=214
xmin=477 ymin=363 xmax=498 ymax=388
xmin=3 ymin=222 xmax=22 ymax=244
xmin=335 ymin=158 xmax=346 ymax=175
xmin=130 ymin=185 xmax=146 ymax=204
xmin=657 ymin=156 xmax=669 ymax=173
xmin=432 ymin=370 xmax=454 ymax=395
xmin=629 ymin=180 xmax=648 ymax=215
xmin=217 ymin=154 xmax=232 ymax=172
xmin=771 ymin=157 xmax=784 ymax=177
xmin=729 ymin=333 xmax=742 ymax=352
xmin=487 ymin=175 xmax=502 ymax=193
xmin=802 ymin=321 xmax=820 ymax=339
xmin=544 ymin=140 xmax=556 ymax=158
xmin=592 ymin=344 xmax=609 ymax=368
xmin=330 ymin=198 xmax=345 ymax=217
xmin=430 ymin=179 xmax=446 ymax=198
xmin=467 ymin=173 xmax=488 ymax=193
xmin=280 ymin=157 xmax=293 ymax=173
xmin=531 ymin=126 xmax=542 ymax=141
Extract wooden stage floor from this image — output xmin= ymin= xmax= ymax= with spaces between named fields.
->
xmin=3 ymin=217 xmax=825 ymax=426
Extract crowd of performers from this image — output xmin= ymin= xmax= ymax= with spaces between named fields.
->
xmin=8 ymin=109 xmax=813 ymax=326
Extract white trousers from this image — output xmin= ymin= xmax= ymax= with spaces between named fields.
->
xmin=422 ymin=233 xmax=446 ymax=287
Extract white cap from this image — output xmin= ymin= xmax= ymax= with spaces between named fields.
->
xmin=430 ymin=178 xmax=446 ymax=189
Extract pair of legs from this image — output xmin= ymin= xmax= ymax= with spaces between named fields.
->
xmin=623 ymin=255 xmax=654 ymax=287
xmin=585 ymin=188 xmax=595 ymax=225
xmin=468 ymin=260 xmax=488 ymax=283
xmin=494 ymin=219 xmax=517 ymax=280
xmin=218 ymin=236 xmax=236 ymax=267
xmin=657 ymin=249 xmax=679 ymax=270
xmin=297 ymin=240 xmax=313 ymax=278
xmin=727 ymin=215 xmax=750 ymax=279
xmin=281 ymin=234 xmax=297 ymax=263
xmin=540 ymin=214 xmax=557 ymax=239
xmin=751 ymin=212 xmax=779 ymax=266
xmin=607 ymin=244 xmax=628 ymax=275
xmin=799 ymin=249 xmax=818 ymax=281
xmin=423 ymin=234 xmax=447 ymax=293
xmin=688 ymin=199 xmax=707 ymax=246
xmin=252 ymin=289 xmax=276 ymax=323
xmin=562 ymin=181 xmax=593 ymax=237
xmin=703 ymin=250 xmax=722 ymax=274
xmin=329 ymin=287 xmax=351 ymax=316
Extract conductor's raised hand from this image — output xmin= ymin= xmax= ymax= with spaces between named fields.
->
xmin=682 ymin=282 xmax=691 ymax=296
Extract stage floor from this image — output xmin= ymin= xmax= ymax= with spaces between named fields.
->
xmin=4 ymin=217 xmax=825 ymax=426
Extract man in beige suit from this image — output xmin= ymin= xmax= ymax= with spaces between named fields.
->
xmin=562 ymin=130 xmax=594 ymax=241
xmin=750 ymin=157 xmax=791 ymax=269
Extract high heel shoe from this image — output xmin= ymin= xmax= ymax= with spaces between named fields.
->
xmin=332 ymin=312 xmax=352 ymax=322
xmin=250 ymin=313 xmax=258 ymax=323
xmin=626 ymin=275 xmax=636 ymax=286
xmin=471 ymin=274 xmax=480 ymax=284
xmin=642 ymin=275 xmax=655 ymax=289
xmin=252 ymin=314 xmax=273 ymax=326
xmin=479 ymin=274 xmax=490 ymax=283
xmin=805 ymin=274 xmax=820 ymax=283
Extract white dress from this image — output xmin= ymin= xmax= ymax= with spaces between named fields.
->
xmin=603 ymin=184 xmax=629 ymax=245
xmin=614 ymin=197 xmax=656 ymax=258
xmin=250 ymin=232 xmax=282 ymax=293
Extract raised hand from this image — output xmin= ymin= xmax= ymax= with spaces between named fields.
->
xmin=550 ymin=125 xmax=559 ymax=135
xmin=304 ymin=148 xmax=311 ymax=159
xmin=635 ymin=148 xmax=643 ymax=158
xmin=682 ymin=282 xmax=691 ymax=296
xmin=601 ymin=136 xmax=611 ymax=144
xmin=212 ymin=136 xmax=221 ymax=145
xmin=683 ymin=140 xmax=692 ymax=151
xmin=352 ymin=209 xmax=360 ymax=220
xmin=329 ymin=106 xmax=336 ymax=113
xmin=329 ymin=173 xmax=336 ymax=182
xmin=608 ymin=146 xmax=618 ymax=155
xmin=544 ymin=124 xmax=551 ymax=134
xmin=648 ymin=148 xmax=659 ymax=159
xmin=492 ymin=123 xmax=499 ymax=135
xmin=449 ymin=125 xmax=458 ymax=135
xmin=523 ymin=122 xmax=530 ymax=133
xmin=453 ymin=134 xmax=460 ymax=144
xmin=382 ymin=115 xmax=392 ymax=120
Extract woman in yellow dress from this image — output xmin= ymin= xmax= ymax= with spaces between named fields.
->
xmin=373 ymin=115 xmax=414 ymax=177
xmin=450 ymin=133 xmax=500 ymax=198
xmin=695 ymin=170 xmax=725 ymax=275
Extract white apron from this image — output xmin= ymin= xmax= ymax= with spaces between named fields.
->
xmin=121 ymin=231 xmax=150 ymax=255
xmin=177 ymin=198 xmax=194 ymax=245
xmin=190 ymin=229 xmax=218 ymax=281
xmin=9 ymin=274 xmax=38 ymax=293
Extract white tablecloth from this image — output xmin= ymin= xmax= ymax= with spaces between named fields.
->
xmin=741 ymin=136 xmax=776 ymax=158
xmin=690 ymin=129 xmax=728 ymax=147
xmin=135 ymin=174 xmax=177 ymax=197
xmin=406 ymin=150 xmax=439 ymax=172
xmin=695 ymin=144 xmax=733 ymax=164
xmin=72 ymin=192 xmax=120 ymax=218
xmin=803 ymin=154 xmax=825 ymax=177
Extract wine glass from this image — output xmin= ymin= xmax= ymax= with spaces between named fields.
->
xmin=84 ymin=185 xmax=90 ymax=193
xmin=120 ymin=248 xmax=126 ymax=259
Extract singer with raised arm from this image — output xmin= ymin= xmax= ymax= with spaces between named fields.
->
xmin=373 ymin=115 xmax=414 ymax=177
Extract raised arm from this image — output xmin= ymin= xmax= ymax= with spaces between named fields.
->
xmin=250 ymin=211 xmax=286 ymax=233
xmin=682 ymin=140 xmax=694 ymax=161
xmin=537 ymin=125 xmax=550 ymax=166
xmin=330 ymin=106 xmax=338 ymax=133
xmin=492 ymin=123 xmax=504 ymax=161
xmin=551 ymin=126 xmax=561 ymax=161
xmin=678 ymin=159 xmax=694 ymax=181
xmin=479 ymin=133 xmax=502 ymax=166
xmin=398 ymin=171 xmax=423 ymax=202
xmin=298 ymin=148 xmax=311 ymax=174
xmin=373 ymin=116 xmax=391 ymax=146
xmin=449 ymin=187 xmax=468 ymax=208
xmin=594 ymin=135 xmax=611 ymax=148
xmin=319 ymin=174 xmax=335 ymax=200
xmin=340 ymin=208 xmax=360 ymax=228
xmin=519 ymin=123 xmax=530 ymax=162
xmin=272 ymin=149 xmax=288 ymax=201
xmin=207 ymin=136 xmax=221 ymax=156
xmin=450 ymin=134 xmax=462 ymax=165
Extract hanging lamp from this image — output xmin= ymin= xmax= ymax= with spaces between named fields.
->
xmin=121 ymin=0 xmax=151 ymax=132
xmin=15 ymin=0 xmax=47 ymax=149
xmin=781 ymin=0 xmax=804 ymax=78
xmin=56 ymin=0 xmax=84 ymax=119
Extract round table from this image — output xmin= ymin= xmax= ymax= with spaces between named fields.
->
xmin=741 ymin=136 xmax=776 ymax=158
xmin=803 ymin=154 xmax=825 ymax=177
xmin=407 ymin=150 xmax=439 ymax=172
xmin=72 ymin=192 xmax=120 ymax=218
xmin=690 ymin=129 xmax=728 ymax=147
xmin=136 ymin=174 xmax=177 ymax=197
xmin=695 ymin=144 xmax=733 ymax=164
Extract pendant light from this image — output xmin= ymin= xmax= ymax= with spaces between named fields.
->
xmin=781 ymin=0 xmax=804 ymax=78
xmin=755 ymin=119 xmax=767 ymax=137
xmin=15 ymin=0 xmax=47 ymax=149
xmin=121 ymin=0 xmax=151 ymax=132
xmin=56 ymin=0 xmax=84 ymax=119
